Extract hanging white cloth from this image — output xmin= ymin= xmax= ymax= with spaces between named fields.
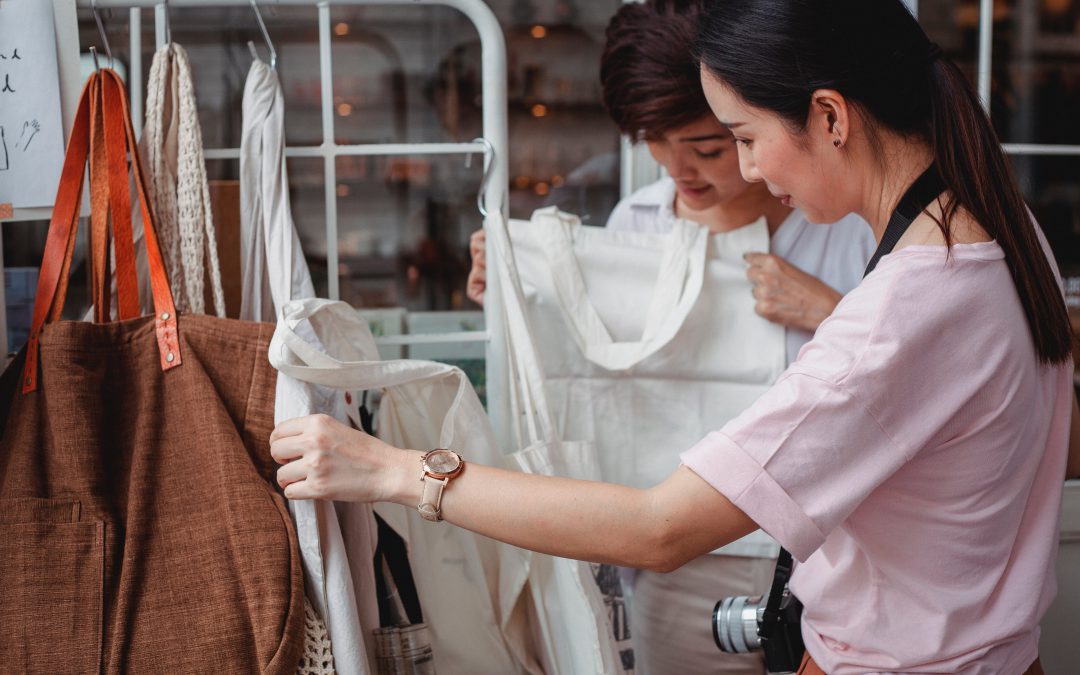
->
xmin=240 ymin=59 xmax=315 ymax=321
xmin=140 ymin=42 xmax=226 ymax=316
xmin=269 ymin=298 xmax=541 ymax=675
xmin=240 ymin=58 xmax=374 ymax=675
xmin=487 ymin=209 xmax=632 ymax=675
xmin=502 ymin=206 xmax=788 ymax=559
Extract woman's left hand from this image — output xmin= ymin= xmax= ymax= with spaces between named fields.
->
xmin=269 ymin=414 xmax=415 ymax=503
xmin=744 ymin=252 xmax=843 ymax=333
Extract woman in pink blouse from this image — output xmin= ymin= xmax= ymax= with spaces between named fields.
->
xmin=270 ymin=0 xmax=1079 ymax=672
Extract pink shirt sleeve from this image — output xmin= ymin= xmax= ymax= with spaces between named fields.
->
xmin=681 ymin=247 xmax=1010 ymax=561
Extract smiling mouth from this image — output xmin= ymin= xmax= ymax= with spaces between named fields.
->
xmin=678 ymin=184 xmax=712 ymax=196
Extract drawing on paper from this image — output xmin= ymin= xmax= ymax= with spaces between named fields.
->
xmin=17 ymin=119 xmax=39 ymax=152
xmin=0 ymin=125 xmax=8 ymax=171
xmin=0 ymin=1 xmax=67 ymax=209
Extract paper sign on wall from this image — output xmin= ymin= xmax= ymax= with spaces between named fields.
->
xmin=0 ymin=0 xmax=66 ymax=209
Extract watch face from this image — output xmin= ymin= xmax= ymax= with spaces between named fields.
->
xmin=426 ymin=450 xmax=461 ymax=475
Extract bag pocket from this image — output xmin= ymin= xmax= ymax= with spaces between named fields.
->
xmin=0 ymin=498 xmax=104 ymax=675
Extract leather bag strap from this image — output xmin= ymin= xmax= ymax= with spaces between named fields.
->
xmin=22 ymin=70 xmax=181 ymax=394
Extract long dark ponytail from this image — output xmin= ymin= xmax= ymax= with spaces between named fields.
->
xmin=696 ymin=0 xmax=1071 ymax=365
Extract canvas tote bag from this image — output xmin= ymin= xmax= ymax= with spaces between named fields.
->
xmin=487 ymin=210 xmax=631 ymax=675
xmin=237 ymin=57 xmax=375 ymax=675
xmin=0 ymin=69 xmax=304 ymax=674
xmin=505 ymin=207 xmax=786 ymax=494
xmin=269 ymin=298 xmax=539 ymax=675
xmin=504 ymin=207 xmax=787 ymax=559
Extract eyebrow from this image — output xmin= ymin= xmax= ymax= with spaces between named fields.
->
xmin=718 ymin=121 xmax=744 ymax=130
xmin=676 ymin=133 xmax=731 ymax=143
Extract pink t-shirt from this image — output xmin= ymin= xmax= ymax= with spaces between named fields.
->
xmin=681 ymin=241 xmax=1072 ymax=674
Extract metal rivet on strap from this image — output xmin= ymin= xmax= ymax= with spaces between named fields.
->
xmin=166 ymin=352 xmax=175 ymax=363
xmin=25 ymin=377 xmax=32 ymax=386
xmin=161 ymin=312 xmax=170 ymax=321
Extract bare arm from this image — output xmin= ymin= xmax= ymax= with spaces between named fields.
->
xmin=1068 ymin=390 xmax=1080 ymax=481
xmin=270 ymin=414 xmax=758 ymax=573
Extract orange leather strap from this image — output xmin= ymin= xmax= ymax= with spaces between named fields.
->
xmin=104 ymin=70 xmax=181 ymax=371
xmin=89 ymin=74 xmax=110 ymax=322
xmin=101 ymin=71 xmax=140 ymax=320
xmin=22 ymin=70 xmax=181 ymax=394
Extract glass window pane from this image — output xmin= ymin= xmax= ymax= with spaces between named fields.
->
xmin=921 ymin=0 xmax=983 ymax=87
xmin=1011 ymin=154 xmax=1080 ymax=276
xmin=334 ymin=154 xmax=480 ymax=311
xmin=990 ymin=0 xmax=1080 ymax=145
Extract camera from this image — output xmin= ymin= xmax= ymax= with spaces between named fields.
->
xmin=711 ymin=549 xmax=805 ymax=673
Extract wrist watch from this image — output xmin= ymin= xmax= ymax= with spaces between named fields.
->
xmin=418 ymin=449 xmax=465 ymax=522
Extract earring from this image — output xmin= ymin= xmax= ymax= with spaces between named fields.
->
xmin=833 ymin=138 xmax=843 ymax=148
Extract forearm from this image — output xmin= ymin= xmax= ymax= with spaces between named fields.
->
xmin=385 ymin=451 xmax=756 ymax=572
xmin=387 ymin=449 xmax=671 ymax=570
xmin=271 ymin=414 xmax=758 ymax=571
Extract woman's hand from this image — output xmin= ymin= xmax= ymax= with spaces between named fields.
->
xmin=466 ymin=229 xmax=487 ymax=306
xmin=269 ymin=414 xmax=419 ymax=503
xmin=744 ymin=252 xmax=843 ymax=333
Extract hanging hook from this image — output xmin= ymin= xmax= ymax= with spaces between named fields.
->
xmin=470 ymin=137 xmax=496 ymax=218
xmin=90 ymin=0 xmax=114 ymax=71
xmin=161 ymin=0 xmax=172 ymax=46
xmin=249 ymin=0 xmax=277 ymax=70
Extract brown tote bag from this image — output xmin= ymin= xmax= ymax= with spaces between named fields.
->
xmin=0 ymin=69 xmax=303 ymax=674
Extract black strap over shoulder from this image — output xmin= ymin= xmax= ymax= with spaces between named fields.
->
xmin=863 ymin=165 xmax=947 ymax=277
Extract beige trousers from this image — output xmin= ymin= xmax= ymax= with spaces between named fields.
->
xmin=630 ymin=554 xmax=776 ymax=675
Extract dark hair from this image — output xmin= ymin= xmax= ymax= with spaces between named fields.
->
xmin=600 ymin=0 xmax=711 ymax=141
xmin=696 ymin=0 xmax=1071 ymax=365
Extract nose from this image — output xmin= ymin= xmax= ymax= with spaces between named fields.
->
xmin=666 ymin=151 xmax=698 ymax=182
xmin=736 ymin=146 xmax=762 ymax=183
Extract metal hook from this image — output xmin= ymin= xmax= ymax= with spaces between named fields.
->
xmin=90 ymin=0 xmax=114 ymax=71
xmin=469 ymin=137 xmax=496 ymax=218
xmin=161 ymin=0 xmax=172 ymax=45
xmin=249 ymin=0 xmax=277 ymax=70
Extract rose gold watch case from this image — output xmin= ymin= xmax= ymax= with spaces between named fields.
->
xmin=420 ymin=448 xmax=464 ymax=480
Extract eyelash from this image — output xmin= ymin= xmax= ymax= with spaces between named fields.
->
xmin=694 ymin=149 xmax=723 ymax=159
xmin=733 ymin=138 xmax=752 ymax=147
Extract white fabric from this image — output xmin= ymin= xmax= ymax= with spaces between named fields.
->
xmin=488 ymin=210 xmax=641 ymax=675
xmin=141 ymin=42 xmax=226 ymax=316
xmin=240 ymin=59 xmax=316 ymax=321
xmin=606 ymin=177 xmax=876 ymax=365
xmin=240 ymin=59 xmax=372 ymax=675
xmin=507 ymin=206 xmax=788 ymax=558
xmin=269 ymin=298 xmax=539 ymax=675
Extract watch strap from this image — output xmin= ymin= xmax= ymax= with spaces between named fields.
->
xmin=418 ymin=474 xmax=449 ymax=522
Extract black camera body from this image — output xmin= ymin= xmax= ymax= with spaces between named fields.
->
xmin=712 ymin=549 xmax=805 ymax=673
xmin=758 ymin=590 xmax=805 ymax=673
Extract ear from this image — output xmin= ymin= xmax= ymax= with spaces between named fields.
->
xmin=809 ymin=89 xmax=851 ymax=147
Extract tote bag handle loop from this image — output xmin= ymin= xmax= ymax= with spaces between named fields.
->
xmin=23 ymin=70 xmax=181 ymax=394
xmin=532 ymin=208 xmax=708 ymax=371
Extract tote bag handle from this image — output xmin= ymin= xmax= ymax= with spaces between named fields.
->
xmin=532 ymin=208 xmax=708 ymax=371
xmin=23 ymin=70 xmax=181 ymax=394
xmin=486 ymin=211 xmax=560 ymax=447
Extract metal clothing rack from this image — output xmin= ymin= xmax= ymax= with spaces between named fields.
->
xmin=66 ymin=0 xmax=516 ymax=446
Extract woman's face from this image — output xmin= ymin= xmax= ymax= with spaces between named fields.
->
xmin=698 ymin=71 xmax=853 ymax=224
xmin=645 ymin=115 xmax=759 ymax=212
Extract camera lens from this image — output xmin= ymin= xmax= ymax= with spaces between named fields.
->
xmin=713 ymin=595 xmax=764 ymax=654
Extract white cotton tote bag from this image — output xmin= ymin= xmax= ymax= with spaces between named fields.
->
xmin=487 ymin=210 xmax=633 ymax=675
xmin=269 ymin=298 xmax=540 ymax=675
xmin=505 ymin=207 xmax=787 ymax=492
xmin=240 ymin=58 xmax=379 ymax=675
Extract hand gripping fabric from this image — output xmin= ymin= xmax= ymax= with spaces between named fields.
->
xmin=269 ymin=298 xmax=540 ymax=675
xmin=0 ymin=69 xmax=304 ymax=673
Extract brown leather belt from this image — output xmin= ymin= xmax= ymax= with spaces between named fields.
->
xmin=798 ymin=652 xmax=1044 ymax=675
